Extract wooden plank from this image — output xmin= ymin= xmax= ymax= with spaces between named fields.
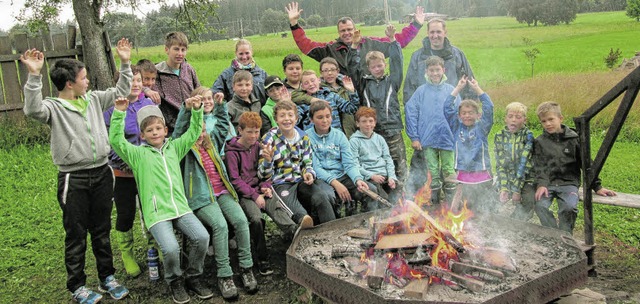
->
xmin=403 ymin=279 xmax=429 ymax=299
xmin=67 ymin=25 xmax=77 ymax=49
xmin=374 ymin=233 xmax=435 ymax=250
xmin=346 ymin=228 xmax=371 ymax=239
xmin=422 ymin=266 xmax=485 ymax=292
xmin=0 ymin=35 xmax=21 ymax=105
xmin=449 ymin=260 xmax=504 ymax=280
xmin=52 ymin=33 xmax=68 ymax=51
xmin=579 ymin=188 xmax=640 ymax=209
xmin=0 ymin=103 xmax=23 ymax=112
xmin=14 ymin=33 xmax=30 ymax=101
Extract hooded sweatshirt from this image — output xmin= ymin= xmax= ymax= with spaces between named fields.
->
xmin=224 ymin=136 xmax=272 ymax=201
xmin=23 ymin=63 xmax=132 ymax=172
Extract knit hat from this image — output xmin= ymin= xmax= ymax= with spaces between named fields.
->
xmin=136 ymin=105 xmax=165 ymax=128
xmin=264 ymin=75 xmax=284 ymax=90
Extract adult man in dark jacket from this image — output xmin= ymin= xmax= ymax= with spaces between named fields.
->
xmin=404 ymin=18 xmax=475 ymax=200
xmin=285 ymin=1 xmax=425 ymax=77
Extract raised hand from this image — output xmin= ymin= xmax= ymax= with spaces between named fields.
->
xmin=414 ymin=6 xmax=426 ymax=25
xmin=351 ymin=30 xmax=362 ymax=48
xmin=213 ymin=92 xmax=225 ymax=104
xmin=185 ymin=95 xmax=203 ymax=110
xmin=451 ymin=75 xmax=468 ymax=97
xmin=114 ymin=97 xmax=129 ymax=111
xmin=19 ymin=49 xmax=45 ymax=75
xmin=342 ymin=76 xmax=355 ymax=92
xmin=260 ymin=142 xmax=276 ymax=162
xmin=468 ymin=78 xmax=484 ymax=95
xmin=115 ymin=38 xmax=132 ymax=64
xmin=280 ymin=86 xmax=292 ymax=102
xmin=286 ymin=2 xmax=303 ymax=26
xmin=385 ymin=24 xmax=396 ymax=42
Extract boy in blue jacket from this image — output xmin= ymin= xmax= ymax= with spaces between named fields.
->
xmin=405 ymin=56 xmax=459 ymax=205
xmin=444 ymin=76 xmax=496 ymax=213
xmin=306 ymin=100 xmax=378 ymax=216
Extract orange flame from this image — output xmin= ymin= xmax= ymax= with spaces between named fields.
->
xmin=413 ymin=171 xmax=433 ymax=207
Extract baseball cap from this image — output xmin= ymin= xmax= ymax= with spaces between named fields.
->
xmin=136 ymin=105 xmax=165 ymax=128
xmin=264 ymin=75 xmax=284 ymax=90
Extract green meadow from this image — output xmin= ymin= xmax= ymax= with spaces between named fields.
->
xmin=1 ymin=11 xmax=639 ymax=302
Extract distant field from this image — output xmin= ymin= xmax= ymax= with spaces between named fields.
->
xmin=129 ymin=11 xmax=640 ymax=89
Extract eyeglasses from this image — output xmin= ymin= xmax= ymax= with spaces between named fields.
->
xmin=321 ymin=68 xmax=338 ymax=73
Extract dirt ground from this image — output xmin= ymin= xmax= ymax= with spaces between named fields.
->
xmin=117 ymin=221 xmax=640 ymax=304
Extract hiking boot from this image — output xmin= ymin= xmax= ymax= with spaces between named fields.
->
xmin=299 ymin=215 xmax=314 ymax=230
xmin=258 ymin=261 xmax=274 ymax=276
xmin=98 ymin=275 xmax=129 ymax=300
xmin=169 ymin=277 xmax=190 ymax=304
xmin=217 ymin=277 xmax=239 ymax=300
xmin=72 ymin=286 xmax=102 ymax=304
xmin=185 ymin=276 xmax=213 ymax=300
xmin=241 ymin=267 xmax=258 ymax=294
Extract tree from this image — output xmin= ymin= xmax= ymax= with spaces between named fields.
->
xmin=501 ymin=0 xmax=542 ymax=26
xmin=18 ymin=0 xmax=219 ymax=90
xmin=539 ymin=0 xmax=578 ymax=25
xmin=306 ymin=14 xmax=324 ymax=31
xmin=259 ymin=8 xmax=288 ymax=35
xmin=627 ymin=0 xmax=640 ymax=21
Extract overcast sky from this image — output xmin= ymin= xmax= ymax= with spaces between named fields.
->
xmin=0 ymin=0 xmax=166 ymax=32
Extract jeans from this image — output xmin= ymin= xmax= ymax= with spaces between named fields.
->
xmin=239 ymin=197 xmax=268 ymax=263
xmin=57 ymin=164 xmax=115 ymax=292
xmin=382 ymin=133 xmax=407 ymax=189
xmin=298 ymin=179 xmax=337 ymax=224
xmin=535 ymin=185 xmax=579 ymax=234
xmin=333 ymin=175 xmax=379 ymax=216
xmin=195 ymin=194 xmax=252 ymax=278
xmin=149 ymin=213 xmax=209 ymax=283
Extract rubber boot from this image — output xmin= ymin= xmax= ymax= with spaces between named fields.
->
xmin=444 ymin=184 xmax=457 ymax=206
xmin=116 ymin=230 xmax=142 ymax=277
xmin=430 ymin=187 xmax=442 ymax=206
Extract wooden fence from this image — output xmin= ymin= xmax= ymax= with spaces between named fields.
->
xmin=0 ymin=27 xmax=117 ymax=115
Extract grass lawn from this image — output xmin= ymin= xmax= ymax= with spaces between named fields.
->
xmin=2 ymin=10 xmax=640 ymax=302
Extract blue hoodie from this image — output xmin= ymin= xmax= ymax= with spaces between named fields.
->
xmin=349 ymin=130 xmax=397 ymax=181
xmin=306 ymin=126 xmax=363 ymax=185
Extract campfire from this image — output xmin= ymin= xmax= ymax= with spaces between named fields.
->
xmin=287 ymin=184 xmax=588 ymax=303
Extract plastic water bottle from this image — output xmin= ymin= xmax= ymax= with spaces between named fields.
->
xmin=148 ymin=248 xmax=160 ymax=281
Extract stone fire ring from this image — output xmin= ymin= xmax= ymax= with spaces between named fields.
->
xmin=286 ymin=211 xmax=588 ymax=304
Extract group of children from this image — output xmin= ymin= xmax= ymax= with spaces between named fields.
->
xmin=21 ymin=26 xmax=616 ymax=304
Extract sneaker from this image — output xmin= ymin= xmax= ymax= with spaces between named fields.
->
xmin=169 ymin=278 xmax=191 ymax=304
xmin=218 ymin=277 xmax=239 ymax=300
xmin=98 ymin=275 xmax=129 ymax=300
xmin=72 ymin=286 xmax=103 ymax=304
xmin=241 ymin=267 xmax=258 ymax=294
xmin=258 ymin=261 xmax=274 ymax=276
xmin=299 ymin=215 xmax=314 ymax=230
xmin=185 ymin=276 xmax=213 ymax=300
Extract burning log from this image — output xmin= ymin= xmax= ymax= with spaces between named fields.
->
xmin=367 ymin=257 xmax=388 ymax=290
xmin=374 ymin=233 xmax=435 ymax=250
xmin=346 ymin=228 xmax=372 ymax=239
xmin=405 ymin=202 xmax=466 ymax=253
xmin=463 ymin=248 xmax=517 ymax=273
xmin=449 ymin=260 xmax=505 ymax=281
xmin=421 ymin=266 xmax=485 ymax=292
xmin=403 ymin=279 xmax=430 ymax=300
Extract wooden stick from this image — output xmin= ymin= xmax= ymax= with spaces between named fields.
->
xmin=361 ymin=188 xmax=394 ymax=208
xmin=449 ymin=260 xmax=505 ymax=280
xmin=405 ymin=202 xmax=465 ymax=253
xmin=421 ymin=266 xmax=484 ymax=292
